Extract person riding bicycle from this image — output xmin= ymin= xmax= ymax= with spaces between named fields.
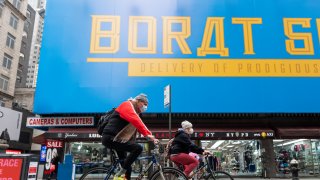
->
xmin=169 ymin=120 xmax=210 ymax=179
xmin=102 ymin=93 xmax=159 ymax=180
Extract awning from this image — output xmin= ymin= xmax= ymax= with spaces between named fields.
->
xmin=276 ymin=127 xmax=320 ymax=138
xmin=32 ymin=128 xmax=98 ymax=143
xmin=32 ymin=127 xmax=275 ymax=142
xmin=151 ymin=127 xmax=274 ymax=139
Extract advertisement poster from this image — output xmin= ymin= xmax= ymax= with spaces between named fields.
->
xmin=43 ymin=140 xmax=64 ymax=179
xmin=0 ymin=107 xmax=22 ymax=142
xmin=27 ymin=162 xmax=38 ymax=180
xmin=0 ymin=158 xmax=23 ymax=180
xmin=35 ymin=0 xmax=320 ymax=113
xmin=39 ymin=145 xmax=47 ymax=162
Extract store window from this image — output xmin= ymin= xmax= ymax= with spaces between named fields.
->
xmin=274 ymin=139 xmax=320 ymax=177
xmin=71 ymin=141 xmax=150 ymax=177
xmin=201 ymin=140 xmax=262 ymax=176
xmin=70 ymin=142 xmax=108 ymax=176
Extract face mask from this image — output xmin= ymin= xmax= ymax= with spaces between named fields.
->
xmin=140 ymin=105 xmax=147 ymax=112
xmin=186 ymin=128 xmax=194 ymax=134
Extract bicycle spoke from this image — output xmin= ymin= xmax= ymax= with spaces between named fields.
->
xmin=78 ymin=167 xmax=109 ymax=180
xmin=150 ymin=167 xmax=188 ymax=180
xmin=206 ymin=171 xmax=233 ymax=180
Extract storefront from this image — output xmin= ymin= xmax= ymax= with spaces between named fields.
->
xmin=200 ymin=140 xmax=262 ymax=176
xmin=274 ymin=139 xmax=320 ymax=177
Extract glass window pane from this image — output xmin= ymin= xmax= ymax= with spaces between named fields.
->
xmin=7 ymin=60 xmax=11 ymax=69
xmin=0 ymin=78 xmax=3 ymax=90
xmin=3 ymin=80 xmax=8 ymax=91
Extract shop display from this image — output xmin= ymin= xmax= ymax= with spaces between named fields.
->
xmin=244 ymin=145 xmax=253 ymax=172
xmin=204 ymin=140 xmax=260 ymax=175
xmin=274 ymin=139 xmax=320 ymax=176
xmin=277 ymin=149 xmax=290 ymax=174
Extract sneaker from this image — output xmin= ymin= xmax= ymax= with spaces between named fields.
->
xmin=113 ymin=175 xmax=127 ymax=180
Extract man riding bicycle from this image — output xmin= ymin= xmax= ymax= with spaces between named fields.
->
xmin=102 ymin=93 xmax=159 ymax=180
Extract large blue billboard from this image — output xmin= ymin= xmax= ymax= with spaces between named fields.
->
xmin=35 ymin=0 xmax=320 ymax=114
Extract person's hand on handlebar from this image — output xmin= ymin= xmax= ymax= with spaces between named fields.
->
xmin=147 ymin=135 xmax=160 ymax=144
xmin=202 ymin=150 xmax=211 ymax=155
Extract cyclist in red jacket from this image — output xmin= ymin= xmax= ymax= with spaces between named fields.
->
xmin=102 ymin=93 xmax=159 ymax=180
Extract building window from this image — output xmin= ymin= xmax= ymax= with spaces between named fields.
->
xmin=3 ymin=54 xmax=12 ymax=70
xmin=6 ymin=33 xmax=15 ymax=49
xmin=16 ymin=76 xmax=21 ymax=83
xmin=0 ymin=1 xmax=4 ymax=18
xmin=26 ymin=10 xmax=31 ymax=18
xmin=22 ymin=42 xmax=26 ymax=49
xmin=0 ymin=76 xmax=9 ymax=91
xmin=24 ymin=21 xmax=30 ymax=32
xmin=0 ymin=100 xmax=5 ymax=107
xmin=9 ymin=13 xmax=19 ymax=29
xmin=12 ymin=0 xmax=21 ymax=10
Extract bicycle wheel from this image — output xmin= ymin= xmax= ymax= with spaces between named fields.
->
xmin=79 ymin=167 xmax=113 ymax=180
xmin=206 ymin=171 xmax=233 ymax=180
xmin=150 ymin=167 xmax=188 ymax=180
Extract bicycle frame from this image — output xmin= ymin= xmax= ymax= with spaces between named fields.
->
xmin=105 ymin=149 xmax=164 ymax=180
xmin=135 ymin=154 xmax=163 ymax=179
xmin=193 ymin=156 xmax=214 ymax=179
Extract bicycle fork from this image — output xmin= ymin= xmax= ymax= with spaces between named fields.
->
xmin=157 ymin=163 xmax=166 ymax=180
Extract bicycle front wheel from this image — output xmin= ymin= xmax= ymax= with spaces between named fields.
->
xmin=150 ymin=167 xmax=188 ymax=180
xmin=79 ymin=167 xmax=112 ymax=180
xmin=206 ymin=171 xmax=233 ymax=180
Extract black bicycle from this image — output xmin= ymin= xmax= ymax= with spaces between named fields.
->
xmin=173 ymin=154 xmax=234 ymax=180
xmin=79 ymin=143 xmax=187 ymax=180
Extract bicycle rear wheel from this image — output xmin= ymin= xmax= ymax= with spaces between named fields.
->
xmin=150 ymin=167 xmax=188 ymax=180
xmin=79 ymin=167 xmax=112 ymax=180
xmin=206 ymin=171 xmax=233 ymax=180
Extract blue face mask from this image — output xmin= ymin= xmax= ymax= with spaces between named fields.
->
xmin=140 ymin=105 xmax=147 ymax=112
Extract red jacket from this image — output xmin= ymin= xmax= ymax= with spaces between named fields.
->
xmin=103 ymin=101 xmax=151 ymax=137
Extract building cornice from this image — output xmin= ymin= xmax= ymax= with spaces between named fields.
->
xmin=4 ymin=0 xmax=27 ymax=21
xmin=0 ymin=90 xmax=14 ymax=99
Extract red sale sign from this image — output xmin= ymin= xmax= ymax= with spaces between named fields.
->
xmin=0 ymin=158 xmax=23 ymax=180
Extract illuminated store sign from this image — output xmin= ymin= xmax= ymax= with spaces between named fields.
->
xmin=27 ymin=117 xmax=94 ymax=127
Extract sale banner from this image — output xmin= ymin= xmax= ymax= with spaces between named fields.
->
xmin=43 ymin=140 xmax=64 ymax=179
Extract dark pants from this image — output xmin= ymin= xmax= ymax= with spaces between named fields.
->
xmin=102 ymin=135 xmax=143 ymax=180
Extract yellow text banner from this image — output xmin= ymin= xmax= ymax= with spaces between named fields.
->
xmin=87 ymin=58 xmax=320 ymax=77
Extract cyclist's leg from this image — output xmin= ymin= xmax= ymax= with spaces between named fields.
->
xmin=102 ymin=136 xmax=142 ymax=178
xmin=116 ymin=150 xmax=132 ymax=180
xmin=170 ymin=153 xmax=199 ymax=177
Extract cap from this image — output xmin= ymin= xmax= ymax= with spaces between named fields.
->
xmin=181 ymin=120 xmax=193 ymax=129
xmin=134 ymin=93 xmax=148 ymax=103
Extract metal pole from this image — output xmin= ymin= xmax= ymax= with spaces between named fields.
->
xmin=169 ymin=85 xmax=172 ymax=139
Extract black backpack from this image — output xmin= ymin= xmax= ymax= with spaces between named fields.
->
xmin=97 ymin=108 xmax=116 ymax=135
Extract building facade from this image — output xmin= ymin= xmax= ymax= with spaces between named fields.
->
xmin=25 ymin=0 xmax=45 ymax=88
xmin=15 ymin=4 xmax=35 ymax=88
xmin=0 ymin=0 xmax=28 ymax=108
